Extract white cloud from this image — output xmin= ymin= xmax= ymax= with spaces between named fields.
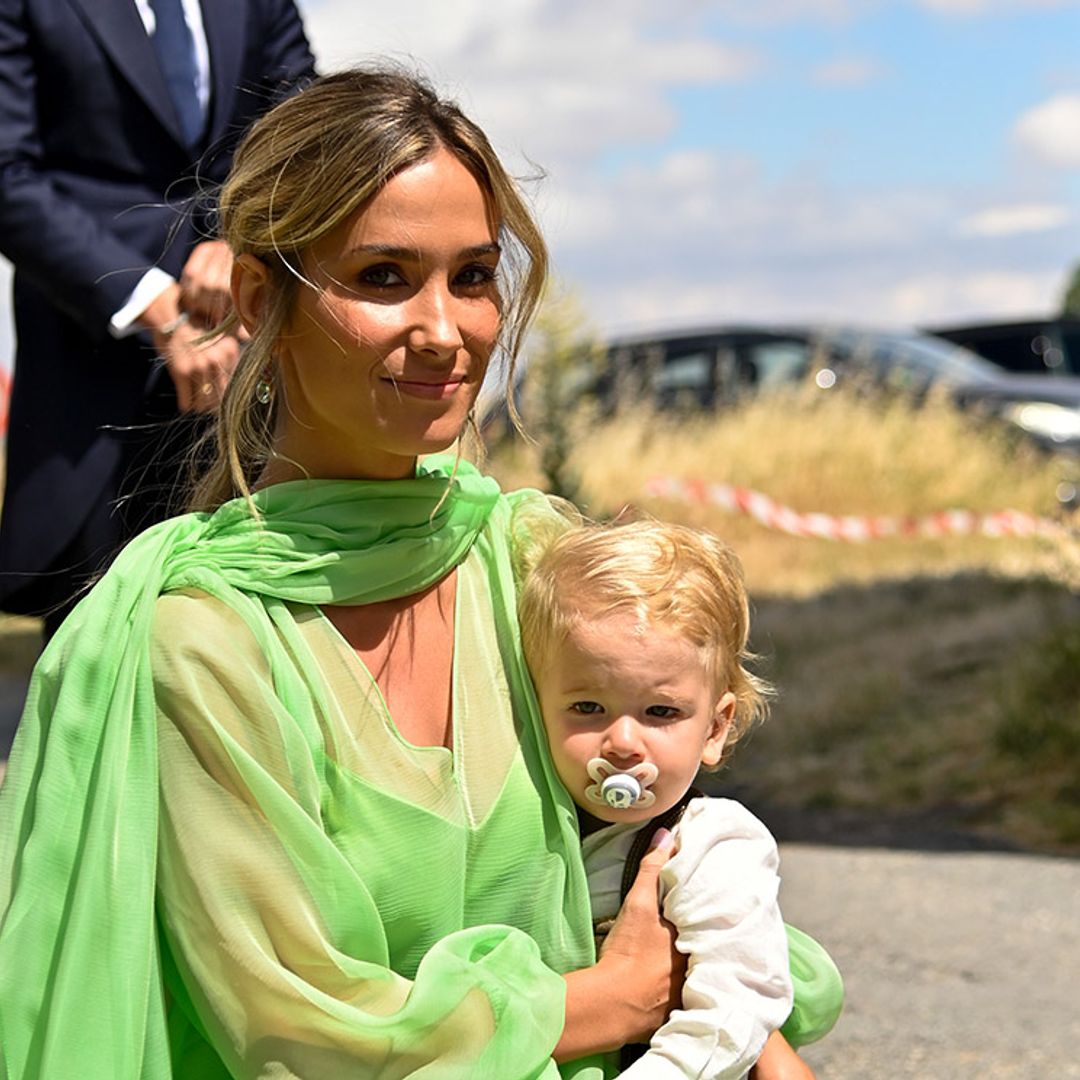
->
xmin=1014 ymin=94 xmax=1080 ymax=169
xmin=958 ymin=203 xmax=1073 ymax=236
xmin=298 ymin=1 xmax=763 ymax=171
xmin=919 ymin=0 xmax=1080 ymax=13
xmin=538 ymin=142 xmax=1070 ymax=335
xmin=699 ymin=0 xmax=864 ymax=24
xmin=887 ymin=270 xmax=1061 ymax=323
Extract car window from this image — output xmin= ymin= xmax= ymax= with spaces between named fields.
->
xmin=654 ymin=350 xmax=711 ymax=392
xmin=1058 ymin=329 xmax=1080 ymax=375
xmin=950 ymin=331 xmax=1046 ymax=373
xmin=652 ymin=348 xmax=714 ymax=408
xmin=743 ymin=341 xmax=811 ymax=387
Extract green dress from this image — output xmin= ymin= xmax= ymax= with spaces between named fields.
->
xmin=0 ymin=458 xmax=604 ymax=1079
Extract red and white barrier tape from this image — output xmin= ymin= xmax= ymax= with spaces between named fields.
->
xmin=0 ymin=366 xmax=9 ymax=439
xmin=644 ymin=476 xmax=1068 ymax=542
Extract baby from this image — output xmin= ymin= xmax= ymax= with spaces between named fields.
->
xmin=518 ymin=517 xmax=842 ymax=1079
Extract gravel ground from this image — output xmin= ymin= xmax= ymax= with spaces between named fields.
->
xmin=778 ymin=842 xmax=1080 ymax=1079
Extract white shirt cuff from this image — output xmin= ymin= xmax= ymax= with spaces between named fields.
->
xmin=109 ymin=268 xmax=176 ymax=338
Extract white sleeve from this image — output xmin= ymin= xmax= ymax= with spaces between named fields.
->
xmin=618 ymin=798 xmax=794 ymax=1080
xmin=108 ymin=268 xmax=175 ymax=337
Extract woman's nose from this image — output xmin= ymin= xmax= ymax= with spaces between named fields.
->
xmin=407 ymin=282 xmax=463 ymax=360
xmin=603 ymin=716 xmax=646 ymax=765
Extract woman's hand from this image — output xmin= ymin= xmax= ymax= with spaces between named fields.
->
xmin=750 ymin=1031 xmax=818 ymax=1080
xmin=599 ymin=828 xmax=686 ymax=1037
xmin=555 ymin=829 xmax=686 ymax=1061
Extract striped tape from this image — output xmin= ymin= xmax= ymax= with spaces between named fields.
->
xmin=644 ymin=475 xmax=1067 ymax=542
xmin=0 ymin=366 xmax=9 ymax=438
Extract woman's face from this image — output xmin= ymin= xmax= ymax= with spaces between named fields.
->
xmin=267 ymin=148 xmax=502 ymax=480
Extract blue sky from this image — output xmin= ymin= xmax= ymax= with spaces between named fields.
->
xmin=688 ymin=7 xmax=1078 ymax=188
xmin=3 ymin=0 xmax=1079 ymax=368
xmin=244 ymin=0 xmax=1080 ymax=334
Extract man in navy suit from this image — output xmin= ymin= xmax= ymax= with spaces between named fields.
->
xmin=0 ymin=0 xmax=315 ymax=635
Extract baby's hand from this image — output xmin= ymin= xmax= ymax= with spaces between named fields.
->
xmin=751 ymin=1031 xmax=817 ymax=1080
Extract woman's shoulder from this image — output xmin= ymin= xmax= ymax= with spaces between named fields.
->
xmin=151 ymin=588 xmax=271 ymax=680
xmin=154 ymin=587 xmax=246 ymax=637
xmin=503 ymin=488 xmax=582 ymax=579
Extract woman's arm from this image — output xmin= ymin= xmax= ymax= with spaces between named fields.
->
xmin=556 ymin=830 xmax=686 ymax=1061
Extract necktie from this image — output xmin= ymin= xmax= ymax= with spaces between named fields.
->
xmin=148 ymin=0 xmax=203 ymax=146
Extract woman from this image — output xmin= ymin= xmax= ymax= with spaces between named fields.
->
xmin=0 ymin=69 xmax=682 ymax=1079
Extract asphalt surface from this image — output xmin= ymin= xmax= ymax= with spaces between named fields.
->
xmin=2 ymin=666 xmax=1078 ymax=1078
xmin=778 ymin=842 xmax=1080 ymax=1079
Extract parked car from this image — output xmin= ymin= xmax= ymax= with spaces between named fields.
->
xmin=591 ymin=324 xmax=1080 ymax=454
xmin=925 ymin=317 xmax=1080 ymax=378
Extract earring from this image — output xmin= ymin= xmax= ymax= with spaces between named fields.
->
xmin=255 ymin=376 xmax=273 ymax=405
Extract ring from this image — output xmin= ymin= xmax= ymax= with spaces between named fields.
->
xmin=199 ymin=383 xmax=213 ymax=396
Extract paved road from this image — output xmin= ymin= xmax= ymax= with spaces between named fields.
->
xmin=778 ymin=842 xmax=1080 ymax=1079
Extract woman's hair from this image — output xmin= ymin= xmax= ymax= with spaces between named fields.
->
xmin=189 ymin=66 xmax=549 ymax=511
xmin=518 ymin=519 xmax=772 ymax=763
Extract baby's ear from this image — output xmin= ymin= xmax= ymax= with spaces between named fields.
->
xmin=701 ymin=692 xmax=736 ymax=767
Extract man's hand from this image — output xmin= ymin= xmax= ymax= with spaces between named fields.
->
xmin=139 ymin=283 xmax=242 ymax=412
xmin=179 ymin=240 xmax=235 ymax=329
xmin=154 ymin=316 xmax=241 ymax=413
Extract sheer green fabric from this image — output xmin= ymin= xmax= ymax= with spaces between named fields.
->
xmin=780 ymin=925 xmax=844 ymax=1048
xmin=0 ymin=458 xmax=605 ymax=1079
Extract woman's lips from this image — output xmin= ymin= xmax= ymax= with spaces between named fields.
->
xmin=383 ymin=377 xmax=466 ymax=400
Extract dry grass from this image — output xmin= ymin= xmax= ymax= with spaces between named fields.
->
xmin=485 ymin=386 xmax=1080 ymax=852
xmin=485 ymin=385 xmax=1080 ymax=596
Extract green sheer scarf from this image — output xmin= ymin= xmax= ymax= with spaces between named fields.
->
xmin=0 ymin=457 xmax=597 ymax=1079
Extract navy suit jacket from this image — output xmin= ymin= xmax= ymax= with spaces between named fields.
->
xmin=0 ymin=0 xmax=315 ymax=612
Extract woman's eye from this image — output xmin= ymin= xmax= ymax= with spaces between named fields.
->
xmin=456 ymin=263 xmax=497 ymax=288
xmin=569 ymin=701 xmax=604 ymax=716
xmin=359 ymin=265 xmax=406 ymax=288
xmin=645 ymin=705 xmax=680 ymax=720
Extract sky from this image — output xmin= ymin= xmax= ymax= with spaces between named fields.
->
xmin=2 ymin=0 xmax=1079 ymax=368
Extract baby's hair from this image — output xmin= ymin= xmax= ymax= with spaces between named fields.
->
xmin=518 ymin=517 xmax=772 ymax=762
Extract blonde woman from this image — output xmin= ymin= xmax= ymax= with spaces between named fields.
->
xmin=0 ymin=69 xmax=683 ymax=1080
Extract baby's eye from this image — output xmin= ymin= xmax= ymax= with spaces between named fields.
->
xmin=569 ymin=701 xmax=604 ymax=716
xmin=645 ymin=705 xmax=681 ymax=720
xmin=359 ymin=264 xmax=406 ymax=288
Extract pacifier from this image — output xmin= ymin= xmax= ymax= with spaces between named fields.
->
xmin=585 ymin=758 xmax=659 ymax=810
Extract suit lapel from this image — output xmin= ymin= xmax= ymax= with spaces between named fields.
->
xmin=200 ymin=0 xmax=249 ymax=146
xmin=65 ymin=0 xmax=189 ymax=146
